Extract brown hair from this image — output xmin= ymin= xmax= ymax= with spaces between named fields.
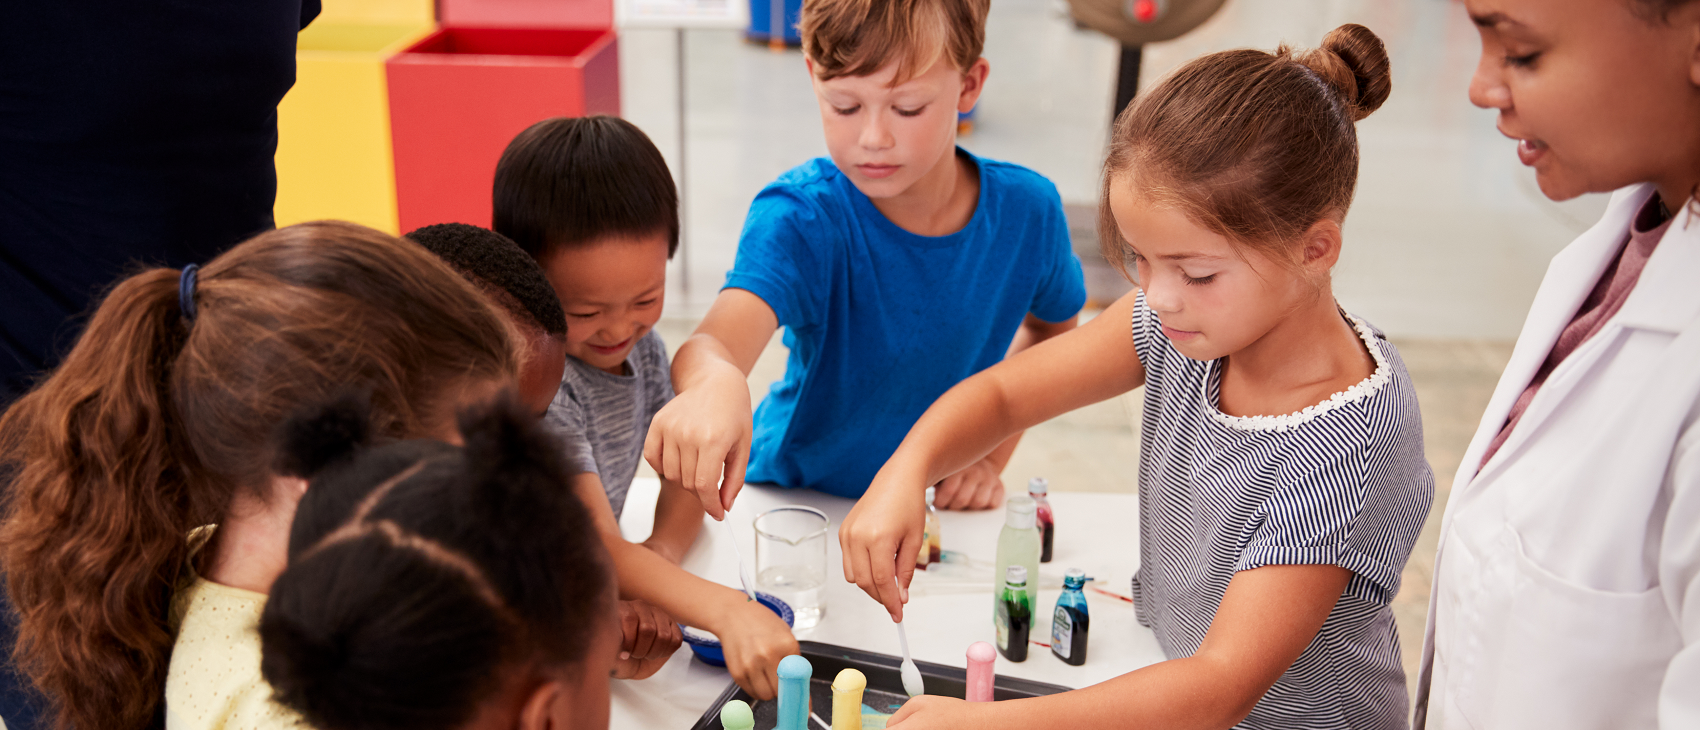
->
xmin=0 ymin=221 xmax=519 ymax=730
xmin=1099 ymin=24 xmax=1392 ymax=272
xmin=800 ymin=0 xmax=989 ymax=83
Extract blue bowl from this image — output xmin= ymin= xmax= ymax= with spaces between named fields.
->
xmin=680 ymin=592 xmax=794 ymax=667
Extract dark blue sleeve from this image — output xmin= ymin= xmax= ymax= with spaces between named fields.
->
xmin=1026 ymin=180 xmax=1087 ymax=324
xmin=722 ymin=185 xmax=829 ymax=332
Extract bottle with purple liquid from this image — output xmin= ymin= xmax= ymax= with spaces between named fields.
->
xmin=1029 ymin=478 xmax=1054 ymax=563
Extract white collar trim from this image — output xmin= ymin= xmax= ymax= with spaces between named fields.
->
xmin=1205 ymin=313 xmax=1391 ymax=433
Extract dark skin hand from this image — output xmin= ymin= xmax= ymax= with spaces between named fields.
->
xmin=613 ymin=600 xmax=682 ymax=680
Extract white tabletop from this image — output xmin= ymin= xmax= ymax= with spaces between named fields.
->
xmin=610 ymin=479 xmax=1166 ymax=729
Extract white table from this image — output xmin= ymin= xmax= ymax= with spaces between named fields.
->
xmin=611 ymin=479 xmax=1167 ymax=729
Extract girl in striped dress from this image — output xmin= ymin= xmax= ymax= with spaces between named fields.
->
xmin=840 ymin=23 xmax=1434 ymax=730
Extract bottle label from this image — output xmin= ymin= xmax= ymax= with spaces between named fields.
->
xmin=995 ymin=606 xmax=1009 ymax=649
xmin=1052 ymin=606 xmax=1073 ymax=660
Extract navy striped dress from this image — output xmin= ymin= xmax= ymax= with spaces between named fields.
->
xmin=1129 ymin=293 xmax=1433 ymax=730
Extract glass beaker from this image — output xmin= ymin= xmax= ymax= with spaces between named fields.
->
xmin=753 ymin=506 xmax=829 ymax=630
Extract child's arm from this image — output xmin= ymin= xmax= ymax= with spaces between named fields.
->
xmin=932 ymin=313 xmax=1079 ymax=511
xmin=644 ymin=289 xmax=779 ymax=519
xmin=841 ymin=291 xmax=1147 ymax=619
xmin=886 ymin=564 xmax=1353 ymax=730
xmin=570 ymin=472 xmax=798 ymax=699
xmin=641 ymin=476 xmax=704 ymax=564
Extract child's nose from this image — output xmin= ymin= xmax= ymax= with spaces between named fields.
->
xmin=1467 ymin=58 xmax=1511 ymax=111
xmin=859 ymin=115 xmax=894 ymax=151
xmin=1143 ymin=275 xmax=1183 ymax=315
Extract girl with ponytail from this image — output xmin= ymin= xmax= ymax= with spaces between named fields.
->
xmin=259 ymin=393 xmax=619 ymax=730
xmin=841 ymin=25 xmax=1433 ymax=730
xmin=0 ymin=221 xmax=519 ymax=730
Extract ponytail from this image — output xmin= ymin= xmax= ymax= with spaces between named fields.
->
xmin=0 ymin=221 xmax=520 ymax=730
xmin=0 ymin=269 xmax=211 ymax=730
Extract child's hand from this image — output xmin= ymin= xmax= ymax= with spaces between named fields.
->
xmin=932 ymin=458 xmax=1005 ymax=511
xmin=644 ymin=365 xmax=752 ymax=520
xmin=888 ymin=695 xmax=980 ymax=730
xmin=613 ymin=600 xmax=682 ymax=680
xmin=840 ymin=466 xmax=928 ymax=621
xmin=712 ymin=594 xmax=799 ymax=700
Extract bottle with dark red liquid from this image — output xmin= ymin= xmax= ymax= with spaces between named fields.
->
xmin=1029 ymin=478 xmax=1055 ymax=563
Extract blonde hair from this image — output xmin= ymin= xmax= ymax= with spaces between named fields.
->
xmin=800 ymin=0 xmax=989 ymax=83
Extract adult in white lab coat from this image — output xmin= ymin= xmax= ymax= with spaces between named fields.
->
xmin=1418 ymin=0 xmax=1700 ymax=728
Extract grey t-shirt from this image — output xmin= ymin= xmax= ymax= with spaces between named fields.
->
xmin=545 ymin=329 xmax=674 ymax=519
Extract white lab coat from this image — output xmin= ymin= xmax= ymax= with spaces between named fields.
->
xmin=1416 ymin=184 xmax=1700 ymax=729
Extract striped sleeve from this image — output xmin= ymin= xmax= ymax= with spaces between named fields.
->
xmin=1235 ymin=402 xmax=1406 ymax=605
xmin=1130 ymin=291 xmax=1166 ymax=390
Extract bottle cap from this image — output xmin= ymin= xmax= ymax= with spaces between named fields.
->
xmin=925 ymin=486 xmax=936 ymax=505
xmin=1063 ymin=568 xmax=1086 ymax=587
xmin=1004 ymin=564 xmax=1028 ymax=586
xmin=1028 ymin=477 xmax=1048 ymax=495
xmin=1004 ymin=496 xmax=1036 ymax=530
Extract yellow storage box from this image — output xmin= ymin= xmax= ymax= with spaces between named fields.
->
xmin=274 ymin=0 xmax=434 ymax=234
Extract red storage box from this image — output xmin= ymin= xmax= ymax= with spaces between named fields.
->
xmin=438 ymin=0 xmax=613 ymax=28
xmin=386 ymin=26 xmax=619 ymax=231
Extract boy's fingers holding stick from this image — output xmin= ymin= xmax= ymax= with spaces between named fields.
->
xmin=720 ymin=433 xmax=751 ymax=514
xmin=865 ymin=540 xmax=905 ymax=621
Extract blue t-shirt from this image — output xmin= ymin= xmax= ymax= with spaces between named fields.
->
xmin=724 ymin=148 xmax=1087 ymax=498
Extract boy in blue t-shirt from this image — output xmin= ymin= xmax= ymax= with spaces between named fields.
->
xmin=646 ymin=0 xmax=1086 ymax=516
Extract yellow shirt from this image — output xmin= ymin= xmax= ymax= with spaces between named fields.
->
xmin=163 ymin=576 xmax=305 ymax=730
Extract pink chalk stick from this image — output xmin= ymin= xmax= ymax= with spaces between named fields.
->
xmin=966 ymin=641 xmax=996 ymax=702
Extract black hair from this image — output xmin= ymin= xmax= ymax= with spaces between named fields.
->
xmin=405 ymin=223 xmax=568 ymax=336
xmin=259 ymin=393 xmax=611 ymax=730
xmin=493 ymin=115 xmax=680 ymax=261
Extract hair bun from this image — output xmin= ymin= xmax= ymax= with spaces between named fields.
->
xmin=274 ymin=391 xmax=374 ymax=478
xmin=1303 ymin=23 xmax=1391 ymax=122
xmin=455 ymin=392 xmax=574 ymax=541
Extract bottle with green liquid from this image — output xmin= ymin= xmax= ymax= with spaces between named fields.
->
xmin=993 ymin=497 xmax=1039 ymax=658
xmin=994 ymin=564 xmax=1032 ymax=661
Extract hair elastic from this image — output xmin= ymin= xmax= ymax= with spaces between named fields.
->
xmin=178 ymin=264 xmax=200 ymax=321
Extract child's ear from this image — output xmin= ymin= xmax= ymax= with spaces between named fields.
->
xmin=1300 ymin=218 xmax=1344 ymax=272
xmin=518 ymin=681 xmax=565 ymax=730
xmin=958 ymin=58 xmax=990 ymax=114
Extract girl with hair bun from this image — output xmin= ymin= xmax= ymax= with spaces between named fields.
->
xmin=843 ymin=25 xmax=1432 ymax=730
xmin=0 ymin=221 xmax=521 ymax=730
xmin=260 ymin=393 xmax=619 ymax=730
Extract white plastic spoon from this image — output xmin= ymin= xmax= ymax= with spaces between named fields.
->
xmin=724 ymin=518 xmax=758 ymax=602
xmin=896 ymin=618 xmax=925 ymax=697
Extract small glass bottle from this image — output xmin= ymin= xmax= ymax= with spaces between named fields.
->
xmin=917 ymin=486 xmax=942 ymax=570
xmin=1051 ymin=568 xmax=1090 ymax=665
xmin=993 ymin=496 xmax=1040 ymax=620
xmin=994 ymin=565 xmax=1032 ymax=662
xmin=1029 ymin=478 xmax=1055 ymax=563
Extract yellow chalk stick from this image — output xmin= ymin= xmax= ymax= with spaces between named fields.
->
xmin=830 ymin=669 xmax=867 ymax=730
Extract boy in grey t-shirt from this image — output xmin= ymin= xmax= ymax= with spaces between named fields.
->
xmin=546 ymin=328 xmax=672 ymax=519
xmin=495 ymin=116 xmax=798 ymax=697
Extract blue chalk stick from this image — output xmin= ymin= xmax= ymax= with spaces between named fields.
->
xmin=776 ymin=655 xmax=813 ymax=730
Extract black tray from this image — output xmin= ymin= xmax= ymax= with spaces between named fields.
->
xmin=687 ymin=641 xmax=1071 ymax=730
